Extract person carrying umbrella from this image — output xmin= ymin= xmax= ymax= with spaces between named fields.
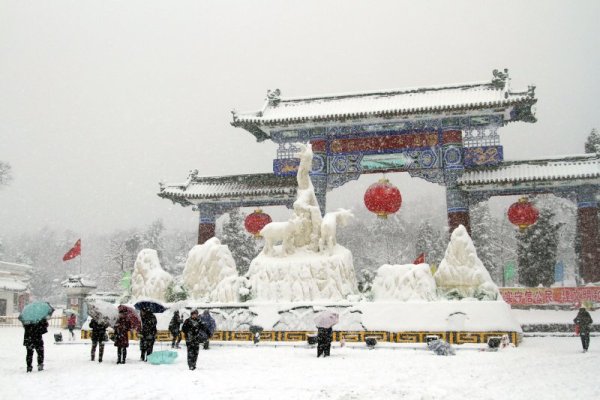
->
xmin=314 ymin=310 xmax=339 ymax=358
xmin=574 ymin=306 xmax=593 ymax=353
xmin=140 ymin=308 xmax=157 ymax=361
xmin=23 ymin=318 xmax=49 ymax=372
xmin=89 ymin=317 xmax=108 ymax=362
xmin=181 ymin=309 xmax=209 ymax=370
xmin=200 ymin=310 xmax=216 ymax=350
xmin=169 ymin=310 xmax=182 ymax=349
xmin=114 ymin=308 xmax=132 ymax=364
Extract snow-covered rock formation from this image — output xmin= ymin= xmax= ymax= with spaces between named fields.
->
xmin=131 ymin=249 xmax=173 ymax=301
xmin=182 ymin=237 xmax=240 ymax=301
xmin=371 ymin=263 xmax=438 ymax=301
xmin=434 ymin=225 xmax=499 ymax=300
xmin=248 ymin=245 xmax=358 ymax=302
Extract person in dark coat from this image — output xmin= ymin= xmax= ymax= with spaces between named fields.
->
xmin=200 ymin=310 xmax=216 ymax=350
xmin=169 ymin=311 xmax=182 ymax=349
xmin=181 ymin=309 xmax=209 ymax=370
xmin=140 ymin=308 xmax=157 ymax=361
xmin=574 ymin=307 xmax=593 ymax=352
xmin=89 ymin=318 xmax=108 ymax=362
xmin=317 ymin=327 xmax=333 ymax=357
xmin=23 ymin=318 xmax=49 ymax=372
xmin=114 ymin=310 xmax=131 ymax=364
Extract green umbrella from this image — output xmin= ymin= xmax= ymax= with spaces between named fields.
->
xmin=19 ymin=301 xmax=54 ymax=325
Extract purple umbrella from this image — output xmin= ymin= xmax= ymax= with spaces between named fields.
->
xmin=314 ymin=310 xmax=339 ymax=329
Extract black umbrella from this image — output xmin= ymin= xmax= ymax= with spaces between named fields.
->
xmin=134 ymin=300 xmax=167 ymax=313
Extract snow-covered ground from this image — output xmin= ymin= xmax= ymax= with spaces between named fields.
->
xmin=0 ymin=327 xmax=597 ymax=400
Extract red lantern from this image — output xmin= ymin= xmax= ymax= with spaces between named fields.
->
xmin=244 ymin=209 xmax=272 ymax=236
xmin=364 ymin=178 xmax=402 ymax=218
xmin=507 ymin=197 xmax=539 ymax=230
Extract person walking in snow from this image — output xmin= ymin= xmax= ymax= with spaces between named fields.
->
xmin=574 ymin=306 xmax=593 ymax=352
xmin=67 ymin=313 xmax=77 ymax=340
xmin=23 ymin=318 xmax=49 ymax=372
xmin=317 ymin=327 xmax=333 ymax=357
xmin=169 ymin=310 xmax=182 ymax=349
xmin=181 ymin=309 xmax=209 ymax=370
xmin=200 ymin=309 xmax=216 ymax=350
xmin=140 ymin=308 xmax=157 ymax=361
xmin=89 ymin=317 xmax=108 ymax=362
xmin=114 ymin=309 xmax=131 ymax=364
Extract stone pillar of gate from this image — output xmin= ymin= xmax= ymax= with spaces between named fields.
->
xmin=310 ymin=138 xmax=328 ymax=215
xmin=446 ymin=186 xmax=471 ymax=235
xmin=576 ymin=187 xmax=600 ymax=283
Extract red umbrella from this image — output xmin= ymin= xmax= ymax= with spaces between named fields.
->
xmin=118 ymin=304 xmax=141 ymax=332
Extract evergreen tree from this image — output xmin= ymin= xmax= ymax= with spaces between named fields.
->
xmin=220 ymin=209 xmax=259 ymax=275
xmin=470 ymin=202 xmax=504 ymax=284
xmin=584 ymin=128 xmax=600 ymax=153
xmin=414 ymin=220 xmax=446 ymax=266
xmin=517 ymin=207 xmax=562 ymax=287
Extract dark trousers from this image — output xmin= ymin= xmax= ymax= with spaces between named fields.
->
xmin=580 ymin=332 xmax=590 ymax=350
xmin=317 ymin=343 xmax=331 ymax=357
xmin=26 ymin=345 xmax=44 ymax=368
xmin=117 ymin=347 xmax=127 ymax=363
xmin=187 ymin=343 xmax=200 ymax=368
xmin=91 ymin=340 xmax=104 ymax=361
xmin=171 ymin=331 xmax=181 ymax=347
xmin=140 ymin=337 xmax=155 ymax=360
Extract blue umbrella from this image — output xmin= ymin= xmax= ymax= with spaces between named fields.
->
xmin=146 ymin=350 xmax=178 ymax=365
xmin=18 ymin=301 xmax=54 ymax=325
xmin=134 ymin=300 xmax=167 ymax=313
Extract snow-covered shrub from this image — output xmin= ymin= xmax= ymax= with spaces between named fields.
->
xmin=131 ymin=248 xmax=173 ymax=301
xmin=434 ymin=225 xmax=499 ymax=300
xmin=371 ymin=263 xmax=438 ymax=301
xmin=182 ymin=237 xmax=239 ymax=301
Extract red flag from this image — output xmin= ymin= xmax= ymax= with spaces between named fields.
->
xmin=63 ymin=239 xmax=81 ymax=261
xmin=413 ymin=253 xmax=425 ymax=264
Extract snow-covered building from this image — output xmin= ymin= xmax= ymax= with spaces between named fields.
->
xmin=0 ymin=261 xmax=32 ymax=316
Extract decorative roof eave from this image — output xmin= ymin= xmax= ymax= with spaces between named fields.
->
xmin=158 ymin=173 xmax=297 ymax=207
xmin=458 ymin=154 xmax=600 ymax=188
xmin=233 ymin=97 xmax=534 ymax=128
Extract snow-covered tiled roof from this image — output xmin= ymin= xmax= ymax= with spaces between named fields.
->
xmin=159 ymin=172 xmax=297 ymax=206
xmin=231 ymin=70 xmax=536 ymax=139
xmin=0 ymin=277 xmax=28 ymax=291
xmin=458 ymin=154 xmax=600 ymax=185
xmin=61 ymin=275 xmax=97 ymax=288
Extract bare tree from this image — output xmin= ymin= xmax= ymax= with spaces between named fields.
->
xmin=0 ymin=161 xmax=12 ymax=187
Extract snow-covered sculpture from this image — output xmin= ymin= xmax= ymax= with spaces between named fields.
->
xmin=319 ymin=208 xmax=354 ymax=253
xmin=182 ymin=237 xmax=239 ymax=301
xmin=131 ymin=249 xmax=173 ymax=301
xmin=371 ymin=263 xmax=438 ymax=301
xmin=247 ymin=142 xmax=359 ymax=301
xmin=434 ymin=225 xmax=499 ymax=300
xmin=260 ymin=218 xmax=301 ymax=256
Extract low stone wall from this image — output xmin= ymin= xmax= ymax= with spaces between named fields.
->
xmin=81 ymin=329 xmax=520 ymax=346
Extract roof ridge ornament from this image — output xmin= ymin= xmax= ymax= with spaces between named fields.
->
xmin=492 ymin=68 xmax=509 ymax=90
xmin=267 ymin=89 xmax=281 ymax=106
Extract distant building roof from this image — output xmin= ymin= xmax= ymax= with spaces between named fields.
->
xmin=232 ymin=69 xmax=537 ymax=141
xmin=0 ymin=277 xmax=28 ymax=291
xmin=61 ymin=275 xmax=97 ymax=288
xmin=0 ymin=261 xmax=33 ymax=275
xmin=159 ymin=171 xmax=297 ymax=207
xmin=458 ymin=153 xmax=600 ymax=186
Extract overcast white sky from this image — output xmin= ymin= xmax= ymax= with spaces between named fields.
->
xmin=1 ymin=0 xmax=599 ymax=237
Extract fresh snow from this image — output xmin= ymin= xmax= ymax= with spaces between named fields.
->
xmin=1 ymin=327 xmax=598 ymax=400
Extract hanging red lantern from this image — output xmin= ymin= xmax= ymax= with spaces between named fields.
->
xmin=364 ymin=178 xmax=402 ymax=219
xmin=244 ymin=209 xmax=272 ymax=236
xmin=507 ymin=197 xmax=539 ymax=230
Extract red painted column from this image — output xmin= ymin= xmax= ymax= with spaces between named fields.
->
xmin=198 ymin=222 xmax=216 ymax=245
xmin=577 ymin=205 xmax=600 ymax=283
